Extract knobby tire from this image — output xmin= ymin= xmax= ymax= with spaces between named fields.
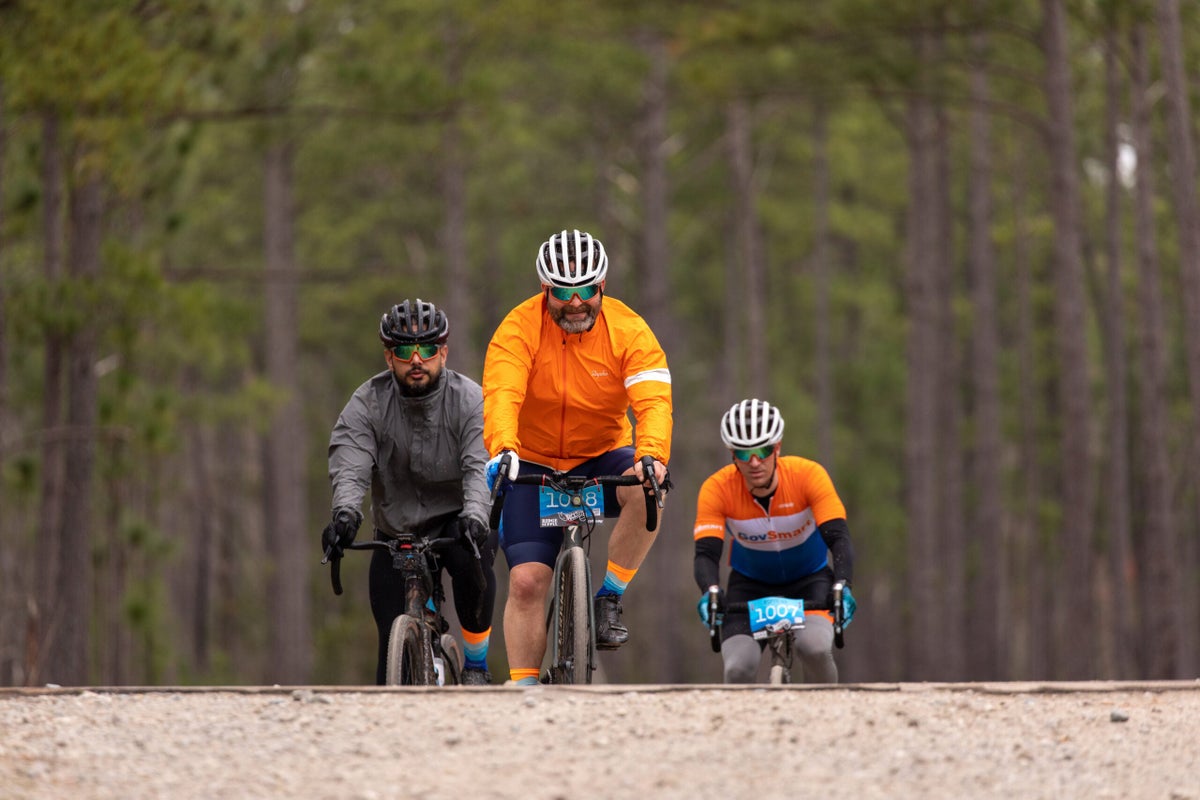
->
xmin=768 ymin=634 xmax=793 ymax=685
xmin=439 ymin=633 xmax=464 ymax=686
xmin=386 ymin=615 xmax=428 ymax=686
xmin=552 ymin=546 xmax=592 ymax=684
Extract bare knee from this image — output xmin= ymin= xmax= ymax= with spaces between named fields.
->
xmin=507 ymin=565 xmax=551 ymax=606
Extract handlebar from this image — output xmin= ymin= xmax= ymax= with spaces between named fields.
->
xmin=706 ymin=586 xmax=722 ymax=653
xmin=832 ymin=581 xmax=846 ymax=650
xmin=488 ymin=469 xmax=660 ymax=532
xmin=709 ymin=596 xmax=844 ymax=647
xmin=640 ymin=454 xmax=665 ymax=510
xmin=322 ymin=534 xmax=463 ymax=596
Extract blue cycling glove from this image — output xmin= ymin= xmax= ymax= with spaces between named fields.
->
xmin=841 ymin=585 xmax=857 ymax=627
xmin=696 ymin=588 xmax=724 ymax=625
xmin=485 ymin=450 xmax=520 ymax=491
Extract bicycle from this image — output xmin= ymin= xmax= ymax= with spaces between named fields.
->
xmin=706 ymin=581 xmax=846 ymax=685
xmin=489 ymin=454 xmax=663 ymax=684
xmin=324 ymin=533 xmax=484 ymax=686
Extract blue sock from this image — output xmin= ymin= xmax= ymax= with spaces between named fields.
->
xmin=595 ymin=560 xmax=636 ymax=598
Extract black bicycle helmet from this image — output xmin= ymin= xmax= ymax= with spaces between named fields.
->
xmin=379 ymin=298 xmax=450 ymax=346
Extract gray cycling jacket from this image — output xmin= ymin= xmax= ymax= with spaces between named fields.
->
xmin=328 ymin=368 xmax=489 ymax=535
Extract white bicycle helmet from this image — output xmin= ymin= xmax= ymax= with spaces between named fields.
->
xmin=720 ymin=399 xmax=785 ymax=449
xmin=536 ymin=229 xmax=608 ymax=287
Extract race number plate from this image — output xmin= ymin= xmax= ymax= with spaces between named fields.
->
xmin=538 ymin=484 xmax=604 ymax=528
xmin=747 ymin=596 xmax=805 ymax=638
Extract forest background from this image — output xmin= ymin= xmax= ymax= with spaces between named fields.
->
xmin=1 ymin=0 xmax=1198 ymax=687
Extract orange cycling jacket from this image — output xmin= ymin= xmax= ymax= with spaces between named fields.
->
xmin=482 ymin=293 xmax=672 ymax=471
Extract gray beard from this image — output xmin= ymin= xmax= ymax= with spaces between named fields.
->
xmin=550 ymin=298 xmax=600 ymax=334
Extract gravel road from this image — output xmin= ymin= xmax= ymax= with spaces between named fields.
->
xmin=2 ymin=681 xmax=1199 ymax=799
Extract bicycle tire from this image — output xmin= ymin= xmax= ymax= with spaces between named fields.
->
xmin=550 ymin=546 xmax=591 ymax=684
xmin=439 ymin=633 xmax=464 ymax=686
xmin=385 ymin=615 xmax=428 ymax=686
xmin=769 ymin=664 xmax=790 ymax=685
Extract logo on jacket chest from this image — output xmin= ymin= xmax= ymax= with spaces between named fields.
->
xmin=590 ymin=370 xmax=609 ymax=379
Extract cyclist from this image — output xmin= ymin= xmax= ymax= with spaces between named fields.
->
xmin=323 ymin=299 xmax=497 ymax=686
xmin=693 ymin=398 xmax=857 ymax=683
xmin=483 ymin=229 xmax=672 ymax=686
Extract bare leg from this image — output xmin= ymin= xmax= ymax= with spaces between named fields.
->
xmin=503 ymin=562 xmax=553 ymax=672
xmin=607 ymin=465 xmax=664 ymax=570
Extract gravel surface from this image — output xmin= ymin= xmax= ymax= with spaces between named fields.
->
xmin=2 ymin=682 xmax=1199 ymax=799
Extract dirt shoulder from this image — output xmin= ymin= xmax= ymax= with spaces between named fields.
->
xmin=2 ymin=681 xmax=1198 ymax=799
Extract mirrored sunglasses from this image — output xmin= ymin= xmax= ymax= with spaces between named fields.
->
xmin=391 ymin=343 xmax=442 ymax=361
xmin=548 ymin=284 xmax=600 ymax=302
xmin=732 ymin=445 xmax=775 ymax=462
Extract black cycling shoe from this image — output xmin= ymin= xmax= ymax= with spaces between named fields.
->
xmin=461 ymin=667 xmax=492 ymax=686
xmin=594 ymin=594 xmax=629 ymax=650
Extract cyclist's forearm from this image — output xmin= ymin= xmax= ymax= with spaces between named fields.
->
xmin=693 ymin=537 xmax=722 ymax=592
xmin=818 ymin=518 xmax=855 ymax=584
xmin=328 ymin=446 xmax=373 ymax=511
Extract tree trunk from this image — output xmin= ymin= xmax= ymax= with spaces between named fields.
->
xmin=0 ymin=80 xmax=13 ymax=687
xmin=188 ymin=422 xmax=216 ymax=673
xmin=1100 ymin=26 xmax=1135 ymax=680
xmin=1042 ymin=0 xmax=1095 ymax=680
xmin=1012 ymin=140 xmax=1051 ymax=681
xmin=263 ymin=139 xmax=311 ymax=685
xmin=1155 ymin=0 xmax=1200 ymax=677
xmin=31 ymin=111 xmax=68 ymax=685
xmin=637 ymin=34 xmax=673 ymax=342
xmin=811 ymin=102 xmax=834 ymax=468
xmin=0 ymin=80 xmax=7 ymax=441
xmin=54 ymin=172 xmax=104 ymax=685
xmin=439 ymin=18 xmax=476 ymax=375
xmin=933 ymin=84 xmax=966 ymax=681
xmin=1131 ymin=24 xmax=1181 ymax=679
xmin=726 ymin=96 xmax=767 ymax=399
xmin=630 ymin=31 xmax=688 ymax=684
xmin=967 ymin=31 xmax=1006 ymax=680
xmin=903 ymin=30 xmax=943 ymax=681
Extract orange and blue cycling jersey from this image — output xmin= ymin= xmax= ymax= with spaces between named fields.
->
xmin=693 ymin=456 xmax=846 ymax=584
xmin=482 ymin=293 xmax=672 ymax=470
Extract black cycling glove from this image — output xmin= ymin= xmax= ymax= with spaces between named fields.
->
xmin=322 ymin=506 xmax=362 ymax=555
xmin=458 ymin=515 xmax=488 ymax=546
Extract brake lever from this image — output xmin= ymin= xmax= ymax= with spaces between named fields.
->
xmin=832 ymin=580 xmax=845 ymax=649
xmin=640 ymin=455 xmax=665 ymax=509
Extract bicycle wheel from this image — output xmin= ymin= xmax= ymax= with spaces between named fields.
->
xmin=767 ymin=635 xmax=792 ymax=685
xmin=439 ymin=633 xmax=464 ymax=686
xmin=550 ymin=546 xmax=591 ymax=684
xmin=385 ymin=615 xmax=428 ymax=685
